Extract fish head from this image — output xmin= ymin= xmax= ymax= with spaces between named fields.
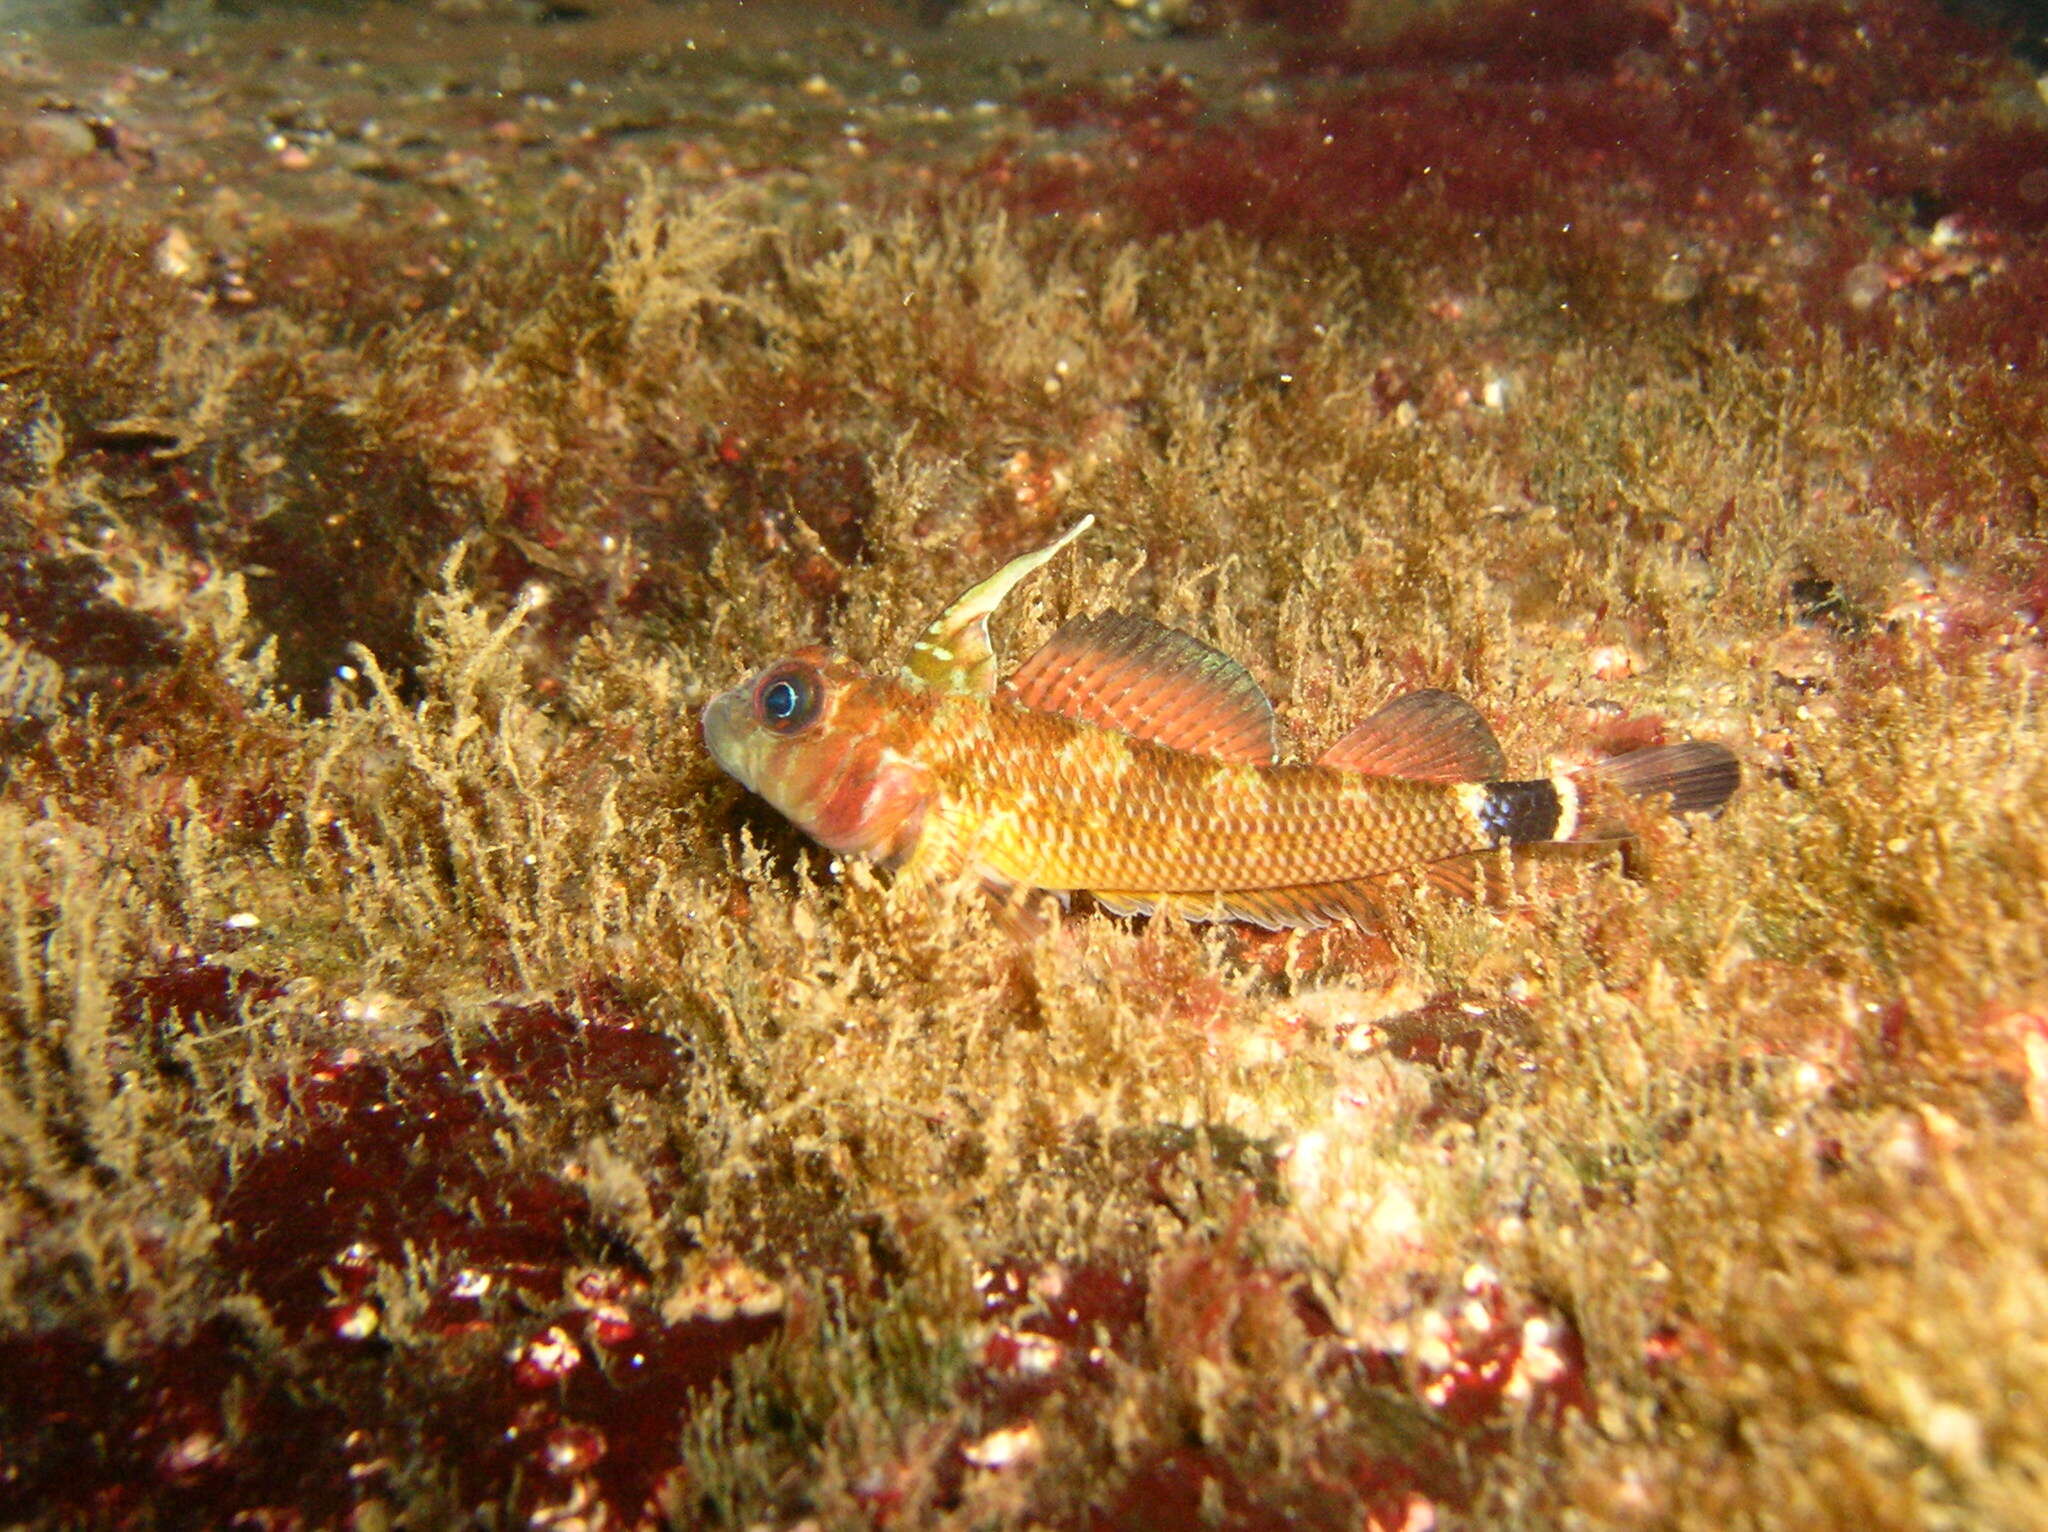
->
xmin=702 ymin=646 xmax=935 ymax=864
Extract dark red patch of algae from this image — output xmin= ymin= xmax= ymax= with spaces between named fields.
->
xmin=0 ymin=973 xmax=781 ymax=1529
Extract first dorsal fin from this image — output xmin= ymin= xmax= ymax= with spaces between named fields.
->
xmin=1002 ymin=610 xmax=1279 ymax=764
xmin=903 ymin=517 xmax=1094 ymax=695
xmin=1319 ymin=689 xmax=1506 ymax=782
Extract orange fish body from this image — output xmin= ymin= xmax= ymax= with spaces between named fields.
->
xmin=703 ymin=519 xmax=1737 ymax=930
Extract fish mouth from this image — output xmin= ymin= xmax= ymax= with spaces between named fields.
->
xmin=700 ymin=689 xmax=756 ymax=788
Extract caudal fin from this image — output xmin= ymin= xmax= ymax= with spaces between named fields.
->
xmin=1469 ymin=741 xmax=1739 ymax=848
xmin=1585 ymin=742 xmax=1740 ymax=816
xmin=1570 ymin=741 xmax=1740 ymax=841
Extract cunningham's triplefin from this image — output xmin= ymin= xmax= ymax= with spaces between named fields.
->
xmin=702 ymin=519 xmax=1738 ymax=930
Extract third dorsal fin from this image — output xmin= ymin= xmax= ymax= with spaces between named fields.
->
xmin=1002 ymin=611 xmax=1279 ymax=764
xmin=1318 ymin=689 xmax=1506 ymax=782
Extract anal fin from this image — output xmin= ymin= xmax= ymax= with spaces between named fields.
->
xmin=1417 ymin=854 xmax=1481 ymax=902
xmin=1091 ymin=879 xmax=1392 ymax=932
xmin=1091 ymin=854 xmax=1497 ymax=932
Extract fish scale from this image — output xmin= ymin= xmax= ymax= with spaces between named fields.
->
xmin=701 ymin=519 xmax=1739 ymax=932
xmin=917 ymin=701 xmax=1491 ymax=895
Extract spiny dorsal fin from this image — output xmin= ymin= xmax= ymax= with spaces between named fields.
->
xmin=902 ymin=517 xmax=1094 ymax=695
xmin=1002 ymin=610 xmax=1279 ymax=764
xmin=1318 ymin=689 xmax=1506 ymax=782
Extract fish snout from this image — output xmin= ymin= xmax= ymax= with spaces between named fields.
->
xmin=700 ymin=688 xmax=759 ymax=788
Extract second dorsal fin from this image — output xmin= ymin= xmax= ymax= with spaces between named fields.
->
xmin=1002 ymin=611 xmax=1279 ymax=764
xmin=1319 ymin=689 xmax=1506 ymax=782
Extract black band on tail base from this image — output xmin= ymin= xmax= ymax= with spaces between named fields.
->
xmin=1478 ymin=779 xmax=1562 ymax=846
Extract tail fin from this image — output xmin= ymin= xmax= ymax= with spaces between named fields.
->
xmin=1570 ymin=741 xmax=1739 ymax=841
xmin=1585 ymin=742 xmax=1740 ymax=816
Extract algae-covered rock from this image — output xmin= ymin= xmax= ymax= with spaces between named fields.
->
xmin=3 ymin=1 xmax=2047 ymax=1527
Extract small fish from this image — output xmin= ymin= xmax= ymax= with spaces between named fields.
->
xmin=702 ymin=519 xmax=1738 ymax=930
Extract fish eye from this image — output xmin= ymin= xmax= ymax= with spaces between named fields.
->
xmin=753 ymin=663 xmax=823 ymax=735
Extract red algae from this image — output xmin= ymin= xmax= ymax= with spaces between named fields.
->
xmin=0 ymin=1276 xmax=779 ymax=1528
xmin=222 ymin=1000 xmax=688 ymax=1321
xmin=116 ymin=956 xmax=290 ymax=1036
xmin=225 ymin=417 xmax=473 ymax=704
xmin=1926 ymin=241 xmax=2048 ymax=368
xmin=0 ymin=990 xmax=768 ymax=1528
xmin=0 ymin=552 xmax=179 ymax=696
xmin=970 ymin=1258 xmax=1151 ymax=1422
xmin=1871 ymin=124 xmax=2048 ymax=238
xmin=1006 ymin=61 xmax=1756 ymax=253
xmin=698 ymin=422 xmax=877 ymax=578
xmin=1089 ymin=1449 xmax=1302 ymax=1532
xmin=0 ymin=1319 xmax=354 ymax=1529
xmin=1376 ymin=993 xmax=1535 ymax=1128
xmin=960 ymin=1240 xmax=1588 ymax=1530
xmin=3 ymin=0 xmax=2046 ymax=1525
xmin=239 ymin=221 xmax=465 ymax=330
xmin=1708 ymin=0 xmax=2005 ymax=125
xmin=569 ymin=1308 xmax=784 ymax=1518
xmin=1285 ymin=0 xmax=1673 ymax=84
xmin=988 ymin=0 xmax=2045 ymax=367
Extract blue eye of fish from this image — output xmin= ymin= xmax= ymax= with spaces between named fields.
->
xmin=755 ymin=666 xmax=821 ymax=734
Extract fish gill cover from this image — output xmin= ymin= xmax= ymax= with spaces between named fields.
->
xmin=0 ymin=0 xmax=2046 ymax=1527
